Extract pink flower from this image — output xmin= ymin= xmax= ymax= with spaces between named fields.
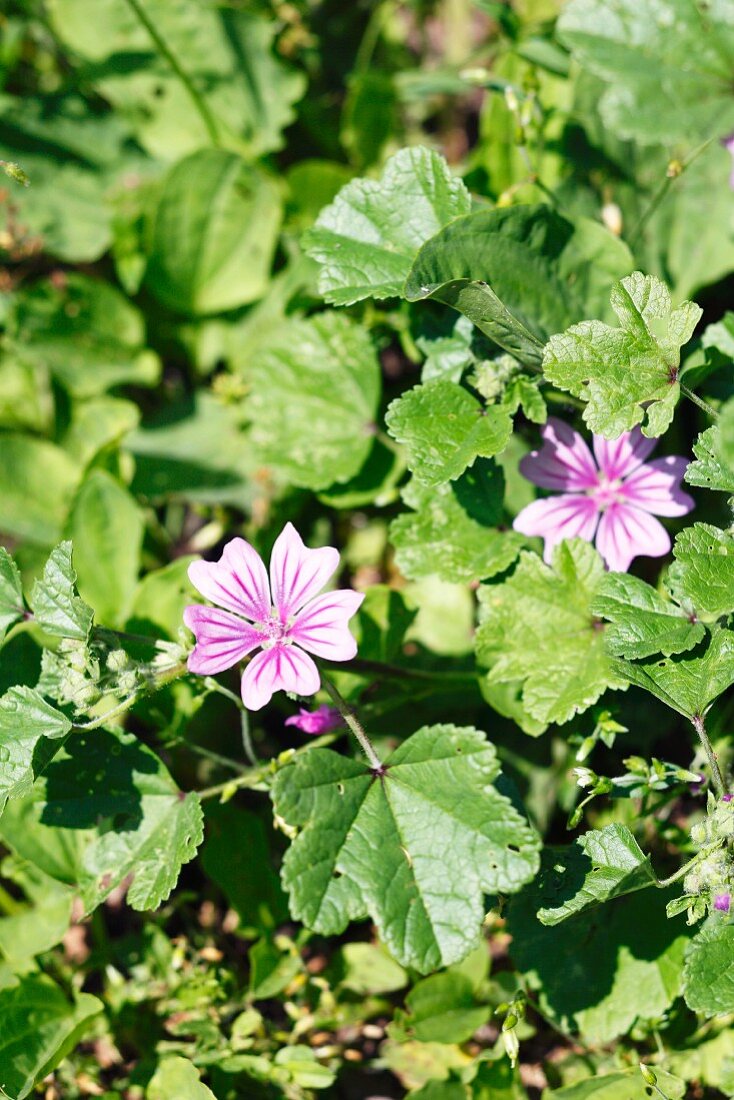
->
xmin=714 ymin=892 xmax=731 ymax=913
xmin=513 ymin=418 xmax=694 ymax=572
xmin=723 ymin=134 xmax=734 ymax=188
xmin=285 ymin=704 xmax=342 ymax=735
xmin=183 ymin=523 xmax=364 ymax=711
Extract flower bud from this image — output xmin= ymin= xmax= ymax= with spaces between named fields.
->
xmin=639 ymin=1064 xmax=657 ymax=1086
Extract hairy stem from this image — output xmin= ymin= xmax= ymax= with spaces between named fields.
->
xmin=120 ymin=0 xmax=221 ymax=146
xmin=679 ymin=383 xmax=719 ymax=421
xmin=655 ymin=842 xmax=721 ymax=888
xmin=692 ymin=714 xmax=727 ymax=798
xmin=321 ymin=674 xmax=384 ymax=772
xmin=627 ymin=137 xmax=714 ymax=247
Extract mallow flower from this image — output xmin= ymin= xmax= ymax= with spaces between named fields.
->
xmin=184 ymin=523 xmax=363 ymax=710
xmin=513 ymin=417 xmax=694 ymax=572
xmin=285 ymin=704 xmax=342 ymax=735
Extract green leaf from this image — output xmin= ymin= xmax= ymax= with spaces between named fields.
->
xmin=476 ymin=540 xmax=626 ymax=730
xmin=0 ymin=687 xmax=70 ymax=816
xmin=339 ymin=942 xmax=408 ymax=995
xmin=0 ymin=975 xmax=102 ymax=1100
xmin=303 ymin=146 xmax=472 ymax=305
xmin=546 ymin=1070 xmax=685 ymax=1100
xmin=144 ymin=150 xmax=282 ymax=315
xmin=535 ymin=825 xmax=657 ymax=926
xmin=683 ymin=916 xmax=734 ymax=1016
xmin=509 ymin=864 xmax=688 ymax=1042
xmin=590 ymin=572 xmax=705 ymax=659
xmin=351 ymin=586 xmax=417 ymax=662
xmin=147 ymin=1056 xmax=217 ymax=1100
xmin=612 ymin=627 xmax=734 ymax=720
xmin=390 ymin=466 xmax=524 ymax=583
xmin=389 ymin=971 xmax=490 ymax=1044
xmin=67 ymin=470 xmax=144 ymax=628
xmin=0 ymin=727 xmax=203 ymax=912
xmin=249 ymin=312 xmax=381 ymax=490
xmin=405 ymin=206 xmax=634 ymax=368
xmin=668 ymin=524 xmax=734 ymax=619
xmin=0 ymin=434 xmax=81 ymax=546
xmin=385 ymin=380 xmax=512 ymax=487
xmin=0 ymin=547 xmax=24 ymax=643
xmin=7 ymin=274 xmax=160 ymax=398
xmin=543 ymin=271 xmax=701 ymax=438
xmin=31 ymin=541 xmax=93 ymax=641
xmin=0 ymin=858 xmax=73 ymax=972
xmin=62 ymin=396 xmax=140 ymax=467
xmin=685 ymin=424 xmax=734 ymax=494
xmin=272 ymin=724 xmax=540 ymax=972
xmin=557 ymin=0 xmax=734 ymax=145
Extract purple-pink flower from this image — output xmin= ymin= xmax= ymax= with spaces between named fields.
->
xmin=723 ymin=134 xmax=734 ymax=188
xmin=184 ymin=523 xmax=364 ymax=711
xmin=714 ymin=892 xmax=731 ymax=913
xmin=285 ymin=704 xmax=342 ymax=735
xmin=513 ymin=418 xmax=694 ymax=572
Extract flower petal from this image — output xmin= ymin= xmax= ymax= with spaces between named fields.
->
xmin=620 ymin=456 xmax=695 ymax=516
xmin=593 ymin=426 xmax=656 ymax=481
xmin=240 ymin=644 xmax=320 ymax=711
xmin=595 ymin=503 xmax=670 ymax=572
xmin=269 ymin=522 xmax=340 ymax=619
xmin=284 ymin=704 xmax=342 ymax=734
xmin=290 ymin=590 xmax=364 ymax=661
xmin=519 ymin=417 xmax=599 ymax=491
xmin=183 ymin=604 xmax=262 ymax=675
xmin=188 ymin=538 xmax=271 ymax=622
xmin=513 ymin=494 xmax=599 ymax=561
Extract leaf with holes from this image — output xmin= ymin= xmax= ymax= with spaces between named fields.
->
xmin=591 ymin=572 xmax=705 ymax=660
xmin=668 ymin=524 xmax=734 ymax=619
xmin=271 ymin=724 xmax=540 ymax=972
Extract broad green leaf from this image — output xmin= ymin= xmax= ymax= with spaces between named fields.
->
xmin=683 ymin=917 xmax=734 ymax=1016
xmin=591 ymin=572 xmax=705 ymax=659
xmin=248 ymin=937 xmax=304 ymax=1000
xmin=0 ymin=547 xmax=24 ymax=643
xmin=272 ymin=724 xmax=540 ymax=972
xmin=543 ymin=272 xmax=701 ymax=438
xmin=510 ymin=864 xmax=688 ymax=1042
xmin=1 ymin=727 xmax=203 ymax=912
xmin=613 ymin=627 xmax=734 ymax=720
xmin=249 ymin=312 xmax=381 ymax=490
xmin=147 ymin=1056 xmax=217 ymax=1100
xmin=31 ymin=541 xmax=93 ymax=641
xmin=128 ymin=556 xmax=197 ymax=640
xmin=385 ymin=380 xmax=512 ymax=486
xmin=419 ymin=314 xmax=477 ymax=383
xmin=351 ymin=586 xmax=417 ymax=663
xmin=0 ymin=975 xmax=102 ymax=1100
xmin=49 ymin=3 xmax=305 ymax=160
xmin=339 ymin=942 xmax=408 ymax=995
xmin=669 ymin=524 xmax=734 ymax=619
xmin=557 ymin=0 xmax=734 ymax=145
xmin=68 ymin=470 xmax=144 ymax=628
xmin=476 ymin=540 xmax=626 ymax=729
xmin=404 ymin=206 xmax=634 ymax=368
xmin=685 ymin=424 xmax=734 ymax=494
xmin=272 ymin=1046 xmax=336 ymax=1090
xmin=0 ymin=687 xmax=70 ymax=816
xmin=0 ymin=434 xmax=80 ymax=546
xmin=546 ymin=1070 xmax=685 ymax=1100
xmin=7 ymin=274 xmax=160 ymax=398
xmin=144 ymin=150 xmax=282 ymax=315
xmin=303 ymin=146 xmax=472 ymax=305
xmin=127 ymin=393 xmax=256 ymax=508
xmin=201 ymin=804 xmax=288 ymax=934
xmin=535 ymin=825 xmax=656 ymax=926
xmin=389 ymin=972 xmax=490 ymax=1043
xmin=61 ymin=396 xmax=140 ymax=467
xmin=390 ymin=466 xmax=524 ymax=583
xmin=0 ymin=857 xmax=73 ymax=972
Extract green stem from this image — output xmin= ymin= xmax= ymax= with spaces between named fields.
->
xmin=692 ymin=714 xmax=727 ymax=798
xmin=627 ymin=137 xmax=714 ymax=247
xmin=203 ymin=677 xmax=258 ymax=766
xmin=679 ymin=383 xmax=719 ymax=421
xmin=197 ymin=767 xmax=265 ymax=802
xmin=183 ymin=740 xmax=249 ymax=774
xmin=321 ymin=674 xmax=384 ymax=772
xmin=348 ymin=657 xmax=479 ymax=685
xmin=655 ymin=842 xmax=720 ymax=888
xmin=120 ymin=0 xmax=221 ymax=146
xmin=71 ymin=659 xmax=188 ymax=730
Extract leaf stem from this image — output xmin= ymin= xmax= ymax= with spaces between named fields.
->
xmin=679 ymin=383 xmax=719 ymax=421
xmin=692 ymin=714 xmax=727 ymax=798
xmin=627 ymin=137 xmax=715 ymax=247
xmin=120 ymin=0 xmax=221 ymax=146
xmin=347 ymin=657 xmax=479 ymax=684
xmin=655 ymin=842 xmax=720 ymax=888
xmin=320 ymin=673 xmax=384 ymax=772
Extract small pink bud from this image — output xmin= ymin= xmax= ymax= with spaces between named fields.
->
xmin=285 ymin=704 xmax=342 ymax=735
xmin=714 ymin=893 xmax=731 ymax=913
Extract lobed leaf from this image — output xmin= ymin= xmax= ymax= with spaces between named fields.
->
xmin=685 ymin=424 xmax=734 ymax=494
xmin=31 ymin=541 xmax=94 ymax=641
xmin=272 ymin=724 xmax=540 ymax=972
xmin=0 ymin=687 xmax=71 ymax=816
xmin=669 ymin=524 xmax=734 ymax=619
xmin=591 ymin=572 xmax=705 ymax=659
xmin=0 ymin=547 xmax=25 ymax=644
xmin=543 ymin=271 xmax=701 ymax=438
xmin=476 ymin=540 xmax=627 ymax=730
xmin=683 ymin=916 xmax=734 ymax=1016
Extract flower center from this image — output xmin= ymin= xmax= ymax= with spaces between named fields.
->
xmin=589 ymin=475 xmax=625 ymax=511
xmin=257 ymin=613 xmax=293 ymax=650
